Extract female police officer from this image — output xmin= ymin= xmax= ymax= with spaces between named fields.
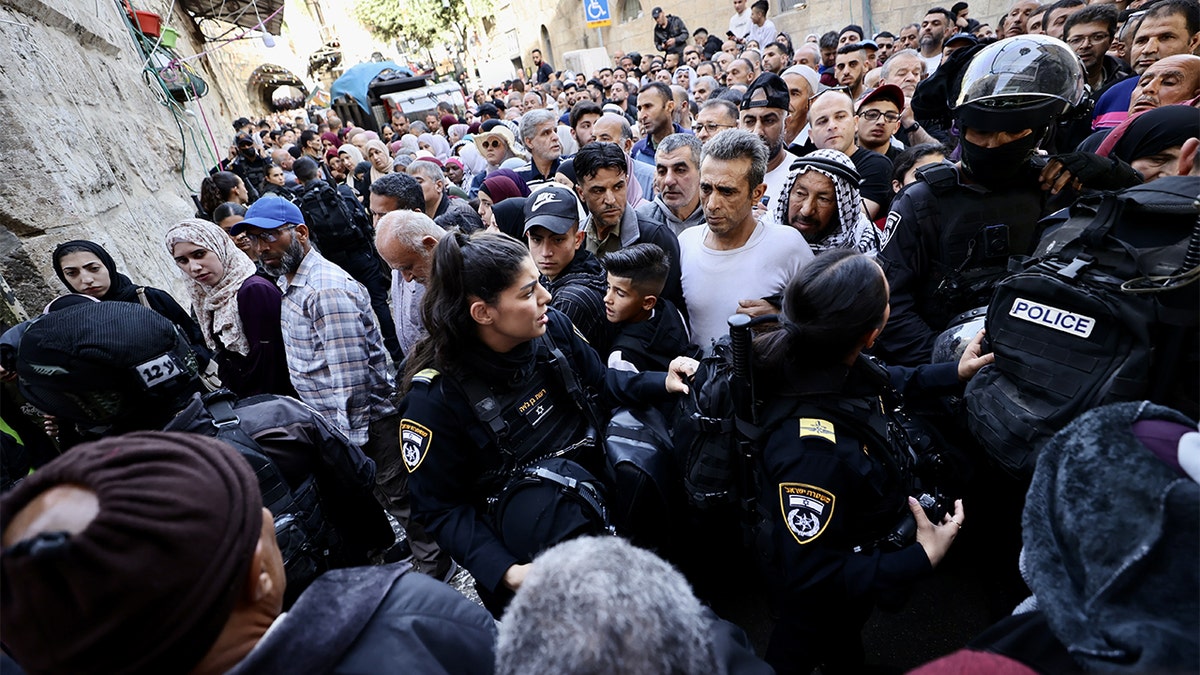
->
xmin=398 ymin=231 xmax=695 ymax=615
xmin=752 ymin=250 xmax=991 ymax=674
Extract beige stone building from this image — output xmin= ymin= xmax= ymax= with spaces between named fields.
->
xmin=474 ymin=0 xmax=1014 ymax=81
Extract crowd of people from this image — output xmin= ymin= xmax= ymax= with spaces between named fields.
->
xmin=1 ymin=0 xmax=1198 ymax=672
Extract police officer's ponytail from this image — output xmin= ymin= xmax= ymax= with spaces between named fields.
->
xmin=755 ymin=250 xmax=889 ymax=379
xmin=403 ymin=231 xmax=531 ymax=391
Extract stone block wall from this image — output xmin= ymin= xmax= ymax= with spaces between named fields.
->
xmin=0 ymin=0 xmax=243 ymax=320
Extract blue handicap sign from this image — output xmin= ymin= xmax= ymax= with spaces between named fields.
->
xmin=584 ymin=0 xmax=611 ymax=24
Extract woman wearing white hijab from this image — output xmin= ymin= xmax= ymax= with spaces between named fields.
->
xmin=164 ymin=218 xmax=295 ymax=397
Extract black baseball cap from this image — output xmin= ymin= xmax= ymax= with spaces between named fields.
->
xmin=741 ymin=73 xmax=790 ymax=111
xmin=523 ymin=186 xmax=580 ymax=235
xmin=652 ymin=7 xmax=663 ymax=17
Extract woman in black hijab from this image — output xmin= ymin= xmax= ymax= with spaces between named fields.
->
xmin=1104 ymin=105 xmax=1200 ymax=183
xmin=52 ymin=240 xmax=210 ymax=362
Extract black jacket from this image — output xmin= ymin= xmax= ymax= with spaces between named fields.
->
xmin=544 ymin=248 xmax=611 ymax=354
xmin=654 ymin=15 xmax=689 ymax=55
xmin=608 ymin=297 xmax=697 ymax=372
xmin=401 ymin=310 xmax=670 ymax=592
xmin=228 ymin=564 xmax=497 ymax=675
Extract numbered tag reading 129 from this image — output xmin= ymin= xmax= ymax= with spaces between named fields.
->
xmin=136 ymin=353 xmax=179 ymax=387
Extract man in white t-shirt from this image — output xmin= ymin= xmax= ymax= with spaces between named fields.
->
xmin=729 ymin=0 xmax=752 ymax=41
xmin=680 ymin=129 xmax=814 ymax=351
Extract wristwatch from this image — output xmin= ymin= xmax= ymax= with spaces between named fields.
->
xmin=902 ymin=121 xmax=921 ymax=134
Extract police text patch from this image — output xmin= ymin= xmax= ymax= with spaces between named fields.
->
xmin=400 ymin=420 xmax=433 ymax=472
xmin=780 ymin=483 xmax=836 ymax=544
xmin=799 ymin=418 xmax=836 ymax=444
xmin=1008 ymin=297 xmax=1095 ymax=338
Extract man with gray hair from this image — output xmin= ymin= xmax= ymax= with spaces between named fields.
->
xmin=516 ymin=108 xmax=563 ymax=190
xmin=406 ymin=159 xmax=475 ymax=221
xmin=880 ymin=49 xmax=939 ymax=146
xmin=692 ymin=75 xmax=719 ymax=104
xmin=637 ymin=133 xmax=705 ymax=235
xmin=495 ymin=537 xmax=770 ymax=675
xmin=680 ymin=129 xmax=813 ymax=350
xmin=375 ymin=209 xmax=445 ymax=358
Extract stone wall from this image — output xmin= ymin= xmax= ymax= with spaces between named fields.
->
xmin=0 ymin=0 xmax=225 ymax=322
xmin=0 ymin=0 xmax=393 ymax=324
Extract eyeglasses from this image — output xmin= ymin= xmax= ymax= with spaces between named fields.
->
xmin=858 ymin=109 xmax=901 ymax=123
xmin=809 ymin=85 xmax=850 ymax=102
xmin=244 ymin=225 xmax=296 ymax=244
xmin=697 ymin=122 xmax=736 ymax=133
xmin=1065 ymin=32 xmax=1111 ymax=46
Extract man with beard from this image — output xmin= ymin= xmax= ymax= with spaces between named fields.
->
xmin=898 ymin=22 xmax=920 ymax=51
xmin=834 ymin=43 xmax=870 ymax=100
xmin=739 ymin=73 xmax=799 ymax=226
xmin=230 ymin=132 xmax=268 ymax=204
xmin=808 ymin=89 xmax=893 ymax=220
xmin=919 ymin=7 xmax=954 ymax=75
xmin=762 ymin=41 xmax=792 ymax=74
xmin=874 ymin=31 xmax=897 ymax=65
xmin=631 ymin=82 xmax=686 ymax=166
xmin=1092 ymin=0 xmax=1200 ymax=130
xmin=233 ymin=197 xmax=457 ymax=583
xmin=776 ymin=149 xmax=885 ymax=255
xmin=516 ymin=109 xmax=564 ymax=191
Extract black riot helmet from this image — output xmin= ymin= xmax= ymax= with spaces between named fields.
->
xmin=17 ymin=302 xmax=203 ymax=433
xmin=953 ymin=35 xmax=1086 ymax=134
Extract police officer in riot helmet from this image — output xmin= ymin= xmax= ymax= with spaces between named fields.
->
xmin=15 ymin=301 xmax=394 ymax=604
xmin=875 ymin=35 xmax=1089 ymax=366
xmin=398 ymin=231 xmax=696 ymax=617
xmin=750 ymin=251 xmax=993 ymax=674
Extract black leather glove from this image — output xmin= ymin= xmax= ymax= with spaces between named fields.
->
xmin=1047 ymin=151 xmax=1144 ymax=191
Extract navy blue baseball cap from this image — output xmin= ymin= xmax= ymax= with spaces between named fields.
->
xmin=229 ymin=196 xmax=304 ymax=236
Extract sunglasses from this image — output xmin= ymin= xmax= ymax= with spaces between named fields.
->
xmin=244 ymin=225 xmax=296 ymax=244
xmin=481 ymin=139 xmax=503 ymax=149
xmin=809 ymin=85 xmax=850 ymax=102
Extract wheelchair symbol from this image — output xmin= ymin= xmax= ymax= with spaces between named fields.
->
xmin=586 ymin=0 xmax=607 ymax=21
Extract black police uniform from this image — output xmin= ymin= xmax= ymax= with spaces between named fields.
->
xmin=400 ymin=309 xmax=669 ymax=599
xmin=876 ymin=162 xmax=1047 ymax=366
xmin=758 ymin=355 xmax=962 ymax=674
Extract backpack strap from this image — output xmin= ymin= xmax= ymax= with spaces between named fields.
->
xmin=538 ymin=331 xmax=607 ymax=436
xmin=135 ymin=287 xmax=151 ymax=309
xmin=201 ymin=389 xmax=293 ymax=515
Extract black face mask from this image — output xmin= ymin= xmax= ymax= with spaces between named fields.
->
xmin=959 ymin=131 xmax=1041 ymax=188
xmin=240 ymin=146 xmax=257 ymax=159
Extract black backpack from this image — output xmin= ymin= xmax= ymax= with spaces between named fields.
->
xmin=200 ymin=390 xmax=339 ymax=605
xmin=297 ymin=182 xmax=370 ymax=253
xmin=670 ymin=318 xmax=791 ymax=513
xmin=965 ymin=177 xmax=1200 ymax=476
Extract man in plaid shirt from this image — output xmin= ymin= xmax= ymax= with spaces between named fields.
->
xmin=234 ymin=196 xmax=455 ymax=581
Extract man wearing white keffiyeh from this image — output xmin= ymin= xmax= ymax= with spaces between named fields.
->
xmin=774 ymin=149 xmax=893 ymax=255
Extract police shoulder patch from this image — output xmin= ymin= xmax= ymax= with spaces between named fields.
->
xmin=412 ymin=368 xmax=441 ymax=385
xmin=400 ymin=419 xmax=433 ymax=472
xmin=779 ymin=483 xmax=836 ymax=545
xmin=798 ymin=418 xmax=836 ymax=444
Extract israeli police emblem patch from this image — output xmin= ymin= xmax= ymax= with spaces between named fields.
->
xmin=780 ymin=483 xmax=836 ymax=545
xmin=400 ymin=419 xmax=433 ymax=473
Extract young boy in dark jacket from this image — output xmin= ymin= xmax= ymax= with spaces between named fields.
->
xmin=602 ymin=243 xmax=699 ymax=372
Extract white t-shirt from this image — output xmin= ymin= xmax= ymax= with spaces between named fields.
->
xmin=747 ymin=20 xmax=778 ymax=48
xmin=680 ymin=221 xmax=814 ymax=352
xmin=760 ymin=149 xmax=800 ymax=228
xmin=729 ymin=9 xmax=752 ymax=40
xmin=922 ymin=53 xmax=942 ymax=76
